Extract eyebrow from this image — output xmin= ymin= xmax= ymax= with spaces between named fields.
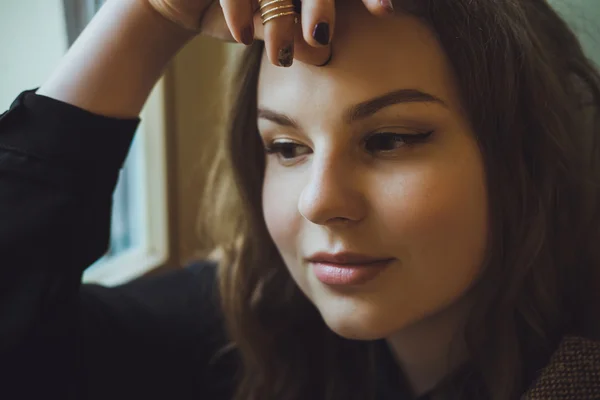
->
xmin=257 ymin=88 xmax=447 ymax=128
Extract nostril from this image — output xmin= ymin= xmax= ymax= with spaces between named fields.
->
xmin=330 ymin=217 xmax=351 ymax=224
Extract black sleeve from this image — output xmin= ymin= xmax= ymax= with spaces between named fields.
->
xmin=0 ymin=89 xmax=137 ymax=396
xmin=78 ymin=260 xmax=237 ymax=400
xmin=0 ymin=90 xmax=237 ymax=400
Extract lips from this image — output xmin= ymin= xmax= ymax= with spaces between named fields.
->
xmin=306 ymin=252 xmax=396 ymax=286
xmin=306 ymin=252 xmax=395 ymax=265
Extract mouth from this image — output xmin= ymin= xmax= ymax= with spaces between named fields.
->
xmin=306 ymin=252 xmax=396 ymax=286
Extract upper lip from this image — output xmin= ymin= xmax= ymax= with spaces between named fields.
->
xmin=306 ymin=252 xmax=395 ymax=265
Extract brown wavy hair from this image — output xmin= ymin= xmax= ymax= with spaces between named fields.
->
xmin=200 ymin=0 xmax=600 ymax=399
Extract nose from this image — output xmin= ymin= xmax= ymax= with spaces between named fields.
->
xmin=298 ymin=154 xmax=367 ymax=227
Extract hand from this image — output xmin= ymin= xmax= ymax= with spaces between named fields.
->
xmin=147 ymin=0 xmax=395 ymax=67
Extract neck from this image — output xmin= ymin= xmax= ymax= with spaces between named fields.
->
xmin=385 ymin=297 xmax=472 ymax=396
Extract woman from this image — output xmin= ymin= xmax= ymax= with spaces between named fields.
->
xmin=0 ymin=0 xmax=598 ymax=400
xmin=208 ymin=1 xmax=600 ymax=399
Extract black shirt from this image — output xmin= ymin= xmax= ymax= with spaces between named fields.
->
xmin=0 ymin=90 xmax=427 ymax=400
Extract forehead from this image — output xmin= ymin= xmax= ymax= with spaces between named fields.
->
xmin=257 ymin=4 xmax=462 ymax=115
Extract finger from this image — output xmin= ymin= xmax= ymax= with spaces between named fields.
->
xmin=300 ymin=0 xmax=333 ymax=48
xmin=360 ymin=0 xmax=395 ymax=17
xmin=220 ymin=0 xmax=256 ymax=45
xmin=292 ymin=24 xmax=332 ymax=66
xmin=260 ymin=0 xmax=298 ymax=67
xmin=254 ymin=12 xmax=331 ymax=66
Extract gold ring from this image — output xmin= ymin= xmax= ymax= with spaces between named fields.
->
xmin=260 ymin=5 xmax=294 ymax=24
xmin=259 ymin=0 xmax=298 ymax=25
xmin=261 ymin=4 xmax=295 ymax=18
xmin=262 ymin=11 xmax=297 ymax=24
xmin=259 ymin=0 xmax=287 ymax=11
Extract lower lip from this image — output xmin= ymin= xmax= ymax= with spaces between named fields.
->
xmin=311 ymin=259 xmax=394 ymax=286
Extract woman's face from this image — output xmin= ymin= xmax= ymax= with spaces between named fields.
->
xmin=257 ymin=4 xmax=488 ymax=340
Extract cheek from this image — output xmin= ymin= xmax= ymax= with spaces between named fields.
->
xmin=378 ymin=148 xmax=489 ymax=293
xmin=262 ymin=166 xmax=302 ymax=259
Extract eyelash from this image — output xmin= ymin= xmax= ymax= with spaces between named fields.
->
xmin=264 ymin=131 xmax=434 ymax=163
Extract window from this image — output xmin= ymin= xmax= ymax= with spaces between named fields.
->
xmin=0 ymin=0 xmax=169 ymax=286
xmin=82 ymin=79 xmax=170 ymax=286
xmin=63 ymin=0 xmax=170 ymax=286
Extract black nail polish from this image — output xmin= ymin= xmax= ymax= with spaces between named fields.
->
xmin=241 ymin=26 xmax=254 ymax=46
xmin=278 ymin=43 xmax=294 ymax=67
xmin=313 ymin=22 xmax=330 ymax=46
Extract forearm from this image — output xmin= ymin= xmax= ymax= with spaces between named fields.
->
xmin=37 ymin=0 xmax=195 ymax=118
xmin=0 ymin=89 xmax=139 ymax=395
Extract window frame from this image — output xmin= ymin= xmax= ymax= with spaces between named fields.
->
xmin=82 ymin=79 xmax=171 ymax=286
xmin=61 ymin=0 xmax=171 ymax=286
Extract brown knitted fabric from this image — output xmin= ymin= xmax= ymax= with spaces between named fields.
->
xmin=522 ymin=336 xmax=600 ymax=400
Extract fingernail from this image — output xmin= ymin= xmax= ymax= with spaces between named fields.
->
xmin=241 ymin=25 xmax=254 ymax=46
xmin=380 ymin=0 xmax=394 ymax=13
xmin=313 ymin=22 xmax=330 ymax=46
xmin=278 ymin=43 xmax=294 ymax=67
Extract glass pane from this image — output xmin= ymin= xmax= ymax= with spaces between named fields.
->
xmin=106 ymin=133 xmax=145 ymax=257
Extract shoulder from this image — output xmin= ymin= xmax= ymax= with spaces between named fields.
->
xmin=80 ymin=259 xmax=224 ymax=336
xmin=523 ymin=336 xmax=600 ymax=399
xmin=79 ymin=260 xmax=238 ymax=399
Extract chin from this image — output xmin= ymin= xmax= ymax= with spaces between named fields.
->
xmin=316 ymin=298 xmax=410 ymax=341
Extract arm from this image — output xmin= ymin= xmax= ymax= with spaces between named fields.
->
xmin=37 ymin=0 xmax=194 ymax=118
xmin=0 ymin=90 xmax=139 ymax=398
xmin=0 ymin=0 xmax=194 ymax=396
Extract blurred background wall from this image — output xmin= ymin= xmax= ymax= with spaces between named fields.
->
xmin=0 ymin=0 xmax=68 ymax=106
xmin=162 ymin=37 xmax=238 ymax=269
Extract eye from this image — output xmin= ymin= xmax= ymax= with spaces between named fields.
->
xmin=264 ymin=140 xmax=311 ymax=164
xmin=364 ymin=131 xmax=433 ymax=153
